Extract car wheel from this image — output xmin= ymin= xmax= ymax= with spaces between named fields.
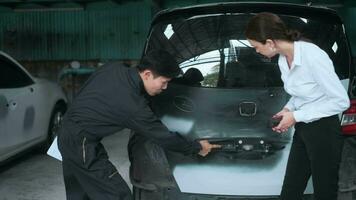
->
xmin=38 ymin=103 xmax=66 ymax=153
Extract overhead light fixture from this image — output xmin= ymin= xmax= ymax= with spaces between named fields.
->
xmin=164 ymin=24 xmax=174 ymax=40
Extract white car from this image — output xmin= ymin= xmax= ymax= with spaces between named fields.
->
xmin=0 ymin=51 xmax=67 ymax=163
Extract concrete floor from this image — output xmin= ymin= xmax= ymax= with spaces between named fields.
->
xmin=0 ymin=129 xmax=131 ymax=200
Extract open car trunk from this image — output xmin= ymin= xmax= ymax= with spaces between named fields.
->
xmin=133 ymin=2 xmax=352 ymax=197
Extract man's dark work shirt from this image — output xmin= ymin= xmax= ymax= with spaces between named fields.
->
xmin=65 ymin=63 xmax=201 ymax=155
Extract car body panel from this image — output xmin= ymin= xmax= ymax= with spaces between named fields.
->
xmin=172 ymin=143 xmax=313 ymax=196
xmin=1 ymin=86 xmax=38 ymax=152
xmin=153 ymin=81 xmax=349 ymax=196
xmin=0 ymin=51 xmax=67 ymax=162
xmin=152 ymin=84 xmax=312 ymax=196
xmin=154 ymin=84 xmax=292 ymax=141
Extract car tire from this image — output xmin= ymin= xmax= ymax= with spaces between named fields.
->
xmin=38 ymin=103 xmax=66 ymax=153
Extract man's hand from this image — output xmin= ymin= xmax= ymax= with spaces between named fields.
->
xmin=198 ymin=140 xmax=221 ymax=157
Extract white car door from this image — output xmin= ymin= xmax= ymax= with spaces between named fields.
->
xmin=0 ymin=55 xmax=37 ymax=160
xmin=0 ymin=93 xmax=8 ymax=158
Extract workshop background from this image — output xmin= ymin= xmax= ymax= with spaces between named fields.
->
xmin=0 ymin=0 xmax=353 ymax=91
xmin=0 ymin=0 xmax=355 ymax=200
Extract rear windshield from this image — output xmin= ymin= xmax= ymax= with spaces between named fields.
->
xmin=145 ymin=13 xmax=350 ymax=88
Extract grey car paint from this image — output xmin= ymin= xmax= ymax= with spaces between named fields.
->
xmin=154 ymin=84 xmax=292 ymax=142
xmin=150 ymin=83 xmax=313 ymax=196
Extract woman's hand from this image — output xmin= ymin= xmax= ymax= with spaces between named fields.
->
xmin=273 ymin=107 xmax=290 ymax=118
xmin=272 ymin=110 xmax=296 ymax=133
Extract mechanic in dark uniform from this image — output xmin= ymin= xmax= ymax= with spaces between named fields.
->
xmin=57 ymin=50 xmax=219 ymax=200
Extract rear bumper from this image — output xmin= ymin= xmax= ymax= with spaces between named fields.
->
xmin=129 ymin=133 xmax=314 ymax=197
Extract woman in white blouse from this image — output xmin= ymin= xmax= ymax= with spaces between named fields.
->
xmin=245 ymin=12 xmax=350 ymax=200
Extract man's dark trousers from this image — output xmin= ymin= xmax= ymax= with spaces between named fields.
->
xmin=58 ymin=119 xmax=132 ymax=200
xmin=280 ymin=115 xmax=344 ymax=200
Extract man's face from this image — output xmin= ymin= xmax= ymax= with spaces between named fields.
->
xmin=142 ymin=70 xmax=171 ymax=96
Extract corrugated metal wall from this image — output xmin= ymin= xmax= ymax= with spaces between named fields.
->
xmin=0 ymin=1 xmax=151 ymax=61
xmin=0 ymin=0 xmax=354 ymax=61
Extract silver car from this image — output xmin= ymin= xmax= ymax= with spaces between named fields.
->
xmin=0 ymin=51 xmax=67 ymax=163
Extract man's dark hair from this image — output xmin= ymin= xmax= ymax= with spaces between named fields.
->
xmin=245 ymin=12 xmax=301 ymax=44
xmin=137 ymin=49 xmax=182 ymax=78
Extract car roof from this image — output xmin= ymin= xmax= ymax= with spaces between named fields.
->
xmin=152 ymin=2 xmax=342 ymax=26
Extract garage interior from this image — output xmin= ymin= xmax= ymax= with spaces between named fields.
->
xmin=0 ymin=0 xmax=355 ymax=200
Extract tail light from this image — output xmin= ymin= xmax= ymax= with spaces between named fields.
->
xmin=341 ymin=99 xmax=356 ymax=135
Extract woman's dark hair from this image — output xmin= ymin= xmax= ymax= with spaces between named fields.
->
xmin=245 ymin=12 xmax=301 ymax=44
xmin=137 ymin=49 xmax=182 ymax=78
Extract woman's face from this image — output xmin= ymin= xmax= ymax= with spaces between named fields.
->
xmin=248 ymin=39 xmax=277 ymax=58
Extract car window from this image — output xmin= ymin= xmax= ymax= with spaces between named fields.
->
xmin=281 ymin=15 xmax=350 ymax=80
xmin=178 ymin=40 xmax=281 ymax=88
xmin=145 ymin=13 xmax=350 ymax=88
xmin=0 ymin=56 xmax=33 ymax=89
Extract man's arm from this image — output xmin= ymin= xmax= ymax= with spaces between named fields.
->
xmin=124 ymin=103 xmax=202 ymax=155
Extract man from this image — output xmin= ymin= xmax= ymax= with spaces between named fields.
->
xmin=57 ymin=50 xmax=219 ymax=200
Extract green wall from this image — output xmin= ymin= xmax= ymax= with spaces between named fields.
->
xmin=0 ymin=0 xmax=354 ymax=61
xmin=0 ymin=1 xmax=151 ymax=61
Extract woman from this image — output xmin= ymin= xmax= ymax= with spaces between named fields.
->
xmin=245 ymin=12 xmax=350 ymax=200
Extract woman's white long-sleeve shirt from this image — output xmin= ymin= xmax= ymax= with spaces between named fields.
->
xmin=278 ymin=41 xmax=350 ymax=123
